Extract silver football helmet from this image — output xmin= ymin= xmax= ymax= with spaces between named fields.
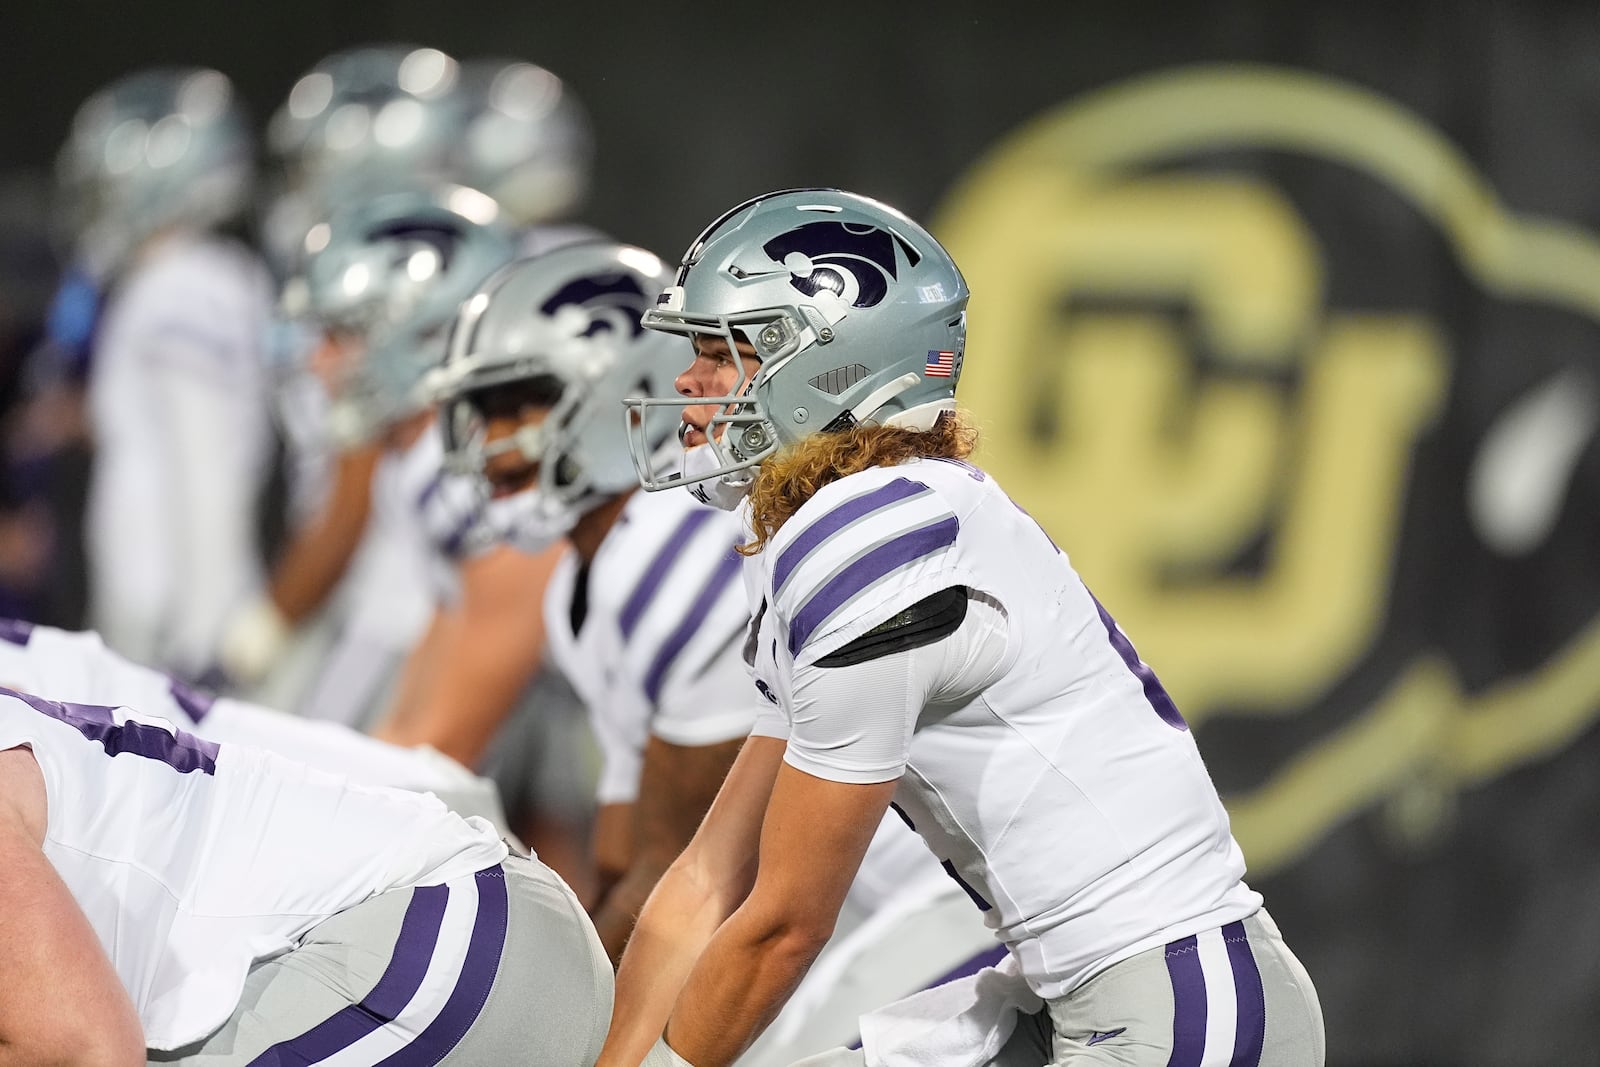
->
xmin=433 ymin=241 xmax=680 ymax=538
xmin=456 ymin=58 xmax=593 ymax=226
xmin=626 ymin=188 xmax=969 ymax=493
xmin=284 ymin=184 xmax=517 ymax=447
xmin=56 ymin=67 xmax=253 ymax=280
xmin=263 ymin=45 xmax=465 ymax=272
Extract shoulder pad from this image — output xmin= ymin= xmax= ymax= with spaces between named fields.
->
xmin=815 ymin=586 xmax=967 ymax=668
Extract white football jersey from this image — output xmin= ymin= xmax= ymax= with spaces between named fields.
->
xmin=85 ymin=233 xmax=274 ymax=676
xmin=0 ymin=688 xmax=507 ymax=1050
xmin=0 ymin=618 xmax=495 ymax=801
xmin=542 ymin=485 xmax=754 ymax=804
xmin=744 ymin=458 xmax=1262 ymax=1000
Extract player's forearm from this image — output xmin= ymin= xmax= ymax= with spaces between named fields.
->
xmin=266 ymin=444 xmax=380 ymax=622
xmin=373 ymin=607 xmax=454 ymax=745
xmin=381 ymin=638 xmax=529 ymax=764
xmin=598 ymin=859 xmax=742 ymax=1067
xmin=592 ymin=849 xmax=676 ymax=963
xmin=657 ymin=901 xmax=830 ymax=1067
xmin=0 ymin=809 xmax=144 ymax=1067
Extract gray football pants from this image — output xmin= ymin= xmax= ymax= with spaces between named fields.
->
xmin=793 ymin=910 xmax=1323 ymax=1067
xmin=147 ymin=853 xmax=613 ymax=1066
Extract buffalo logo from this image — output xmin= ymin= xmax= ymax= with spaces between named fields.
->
xmin=540 ymin=272 xmax=651 ymax=337
xmin=762 ymin=221 xmax=920 ymax=309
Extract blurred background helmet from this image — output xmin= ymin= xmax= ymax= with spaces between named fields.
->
xmin=629 ymin=187 xmax=970 ymax=489
xmin=55 ymin=67 xmax=254 ymax=281
xmin=434 ymin=240 xmax=679 ymax=528
xmin=284 ymin=183 xmax=517 ymax=447
xmin=456 ymin=57 xmax=593 ymax=228
xmin=262 ymin=45 xmax=466 ymax=274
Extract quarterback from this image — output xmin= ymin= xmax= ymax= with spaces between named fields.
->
xmin=596 ymin=189 xmax=1327 ymax=1067
xmin=432 ymin=240 xmax=998 ymax=1062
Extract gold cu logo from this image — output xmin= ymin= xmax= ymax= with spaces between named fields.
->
xmin=936 ymin=65 xmax=1600 ymax=873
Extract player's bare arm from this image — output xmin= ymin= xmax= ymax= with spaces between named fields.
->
xmin=0 ymin=747 xmax=145 ymax=1067
xmin=598 ymin=736 xmax=785 ymax=1067
xmin=374 ymin=540 xmax=559 ymax=764
xmin=592 ymin=733 xmax=746 ymax=962
xmin=266 ymin=442 xmax=382 ymax=624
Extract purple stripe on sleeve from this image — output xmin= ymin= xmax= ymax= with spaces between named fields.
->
xmin=167 ymin=678 xmax=218 ymax=725
xmin=1092 ymin=595 xmax=1188 ymax=731
xmin=1164 ymin=935 xmax=1207 ymax=1067
xmin=1225 ymin=920 xmax=1266 ymax=1067
xmin=644 ymin=542 xmax=743 ymax=705
xmin=4 ymin=687 xmax=219 ymax=775
xmin=0 ymin=618 xmax=33 ymax=645
xmin=619 ymin=509 xmax=716 ymax=639
xmin=787 ymin=516 xmax=959 ymax=657
xmin=773 ymin=478 xmax=931 ymax=596
xmin=380 ymin=865 xmax=510 ymax=1066
xmin=245 ymin=883 xmax=450 ymax=1065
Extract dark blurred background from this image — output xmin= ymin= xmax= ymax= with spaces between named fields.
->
xmin=4 ymin=3 xmax=1600 ymax=1064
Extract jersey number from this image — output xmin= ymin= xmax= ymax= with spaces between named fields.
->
xmin=1089 ymin=595 xmax=1188 ymax=731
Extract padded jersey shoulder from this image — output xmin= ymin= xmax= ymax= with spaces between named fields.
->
xmin=762 ymin=461 xmax=965 ymax=661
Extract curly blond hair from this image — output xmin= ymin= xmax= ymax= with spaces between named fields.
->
xmin=741 ymin=411 xmax=979 ymax=555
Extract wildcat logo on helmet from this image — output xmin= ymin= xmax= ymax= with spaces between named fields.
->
xmin=539 ymin=271 xmax=651 ymax=337
xmin=761 ymin=220 xmax=921 ymax=309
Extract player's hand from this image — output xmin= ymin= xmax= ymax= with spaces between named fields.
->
xmin=216 ymin=596 xmax=292 ymax=689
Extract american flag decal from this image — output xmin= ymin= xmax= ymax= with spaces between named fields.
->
xmin=925 ymin=349 xmax=956 ymax=377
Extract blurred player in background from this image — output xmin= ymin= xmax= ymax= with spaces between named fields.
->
xmin=0 ymin=687 xmax=611 ymax=1065
xmin=248 ymin=184 xmax=518 ymax=730
xmin=225 ymin=46 xmax=600 ymax=704
xmin=221 ymin=45 xmax=476 ymax=705
xmin=597 ymin=189 xmax=1325 ymax=1067
xmin=53 ymin=68 xmax=275 ymax=681
xmin=432 ymin=240 xmax=998 ymax=1064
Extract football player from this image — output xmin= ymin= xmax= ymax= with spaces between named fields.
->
xmin=228 ymin=185 xmax=520 ymax=731
xmin=55 ymin=68 xmax=275 ymax=681
xmin=596 ymin=189 xmax=1327 ymax=1067
xmin=0 ymin=617 xmax=507 ymax=827
xmin=431 ymin=240 xmax=998 ymax=1063
xmin=0 ymin=687 xmax=610 ymax=1065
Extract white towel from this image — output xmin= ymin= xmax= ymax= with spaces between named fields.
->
xmin=859 ymin=952 xmax=1044 ymax=1067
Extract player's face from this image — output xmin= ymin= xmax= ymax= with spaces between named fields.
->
xmin=309 ymin=329 xmax=363 ymax=393
xmin=676 ymin=333 xmax=761 ymax=449
xmin=480 ymin=403 xmax=553 ymax=499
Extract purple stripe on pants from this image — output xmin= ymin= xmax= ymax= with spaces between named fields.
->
xmin=378 ymin=866 xmax=509 ymax=1066
xmin=1164 ymin=935 xmax=1207 ymax=1067
xmin=1225 ymin=921 xmax=1266 ymax=1067
xmin=245 ymin=883 xmax=450 ymax=1065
